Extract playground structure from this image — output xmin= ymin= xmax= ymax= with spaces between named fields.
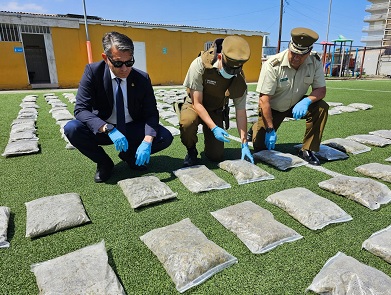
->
xmin=322 ymin=35 xmax=362 ymax=78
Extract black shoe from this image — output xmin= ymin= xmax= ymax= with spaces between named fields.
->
xmin=119 ymin=152 xmax=148 ymax=171
xmin=298 ymin=149 xmax=320 ymax=166
xmin=94 ymin=160 xmax=114 ymax=183
xmin=183 ymin=147 xmax=198 ymax=167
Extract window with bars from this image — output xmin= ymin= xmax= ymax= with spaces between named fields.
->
xmin=20 ymin=24 xmax=50 ymax=34
xmin=0 ymin=23 xmax=20 ymax=41
xmin=0 ymin=23 xmax=50 ymax=42
xmin=204 ymin=41 xmax=213 ymax=51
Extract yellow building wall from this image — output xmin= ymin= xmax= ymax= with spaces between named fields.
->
xmin=0 ymin=42 xmax=29 ymax=89
xmin=85 ymin=25 xmax=187 ymax=85
xmin=51 ymin=24 xmax=263 ymax=87
xmin=180 ymin=32 xmax=263 ymax=84
xmin=50 ymin=27 xmax=90 ymax=88
xmin=0 ymin=21 xmax=263 ymax=89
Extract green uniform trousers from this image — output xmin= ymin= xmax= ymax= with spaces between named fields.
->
xmin=179 ymin=102 xmax=225 ymax=162
xmin=252 ymin=99 xmax=329 ymax=152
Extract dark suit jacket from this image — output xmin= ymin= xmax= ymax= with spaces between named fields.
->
xmin=74 ymin=60 xmax=159 ymax=137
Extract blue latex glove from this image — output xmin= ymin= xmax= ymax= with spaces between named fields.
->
xmin=241 ymin=142 xmax=254 ymax=164
xmin=135 ymin=140 xmax=152 ymax=166
xmin=265 ymin=129 xmax=277 ymax=150
xmin=108 ymin=128 xmax=128 ymax=152
xmin=211 ymin=126 xmax=230 ymax=142
xmin=292 ymin=97 xmax=312 ymax=120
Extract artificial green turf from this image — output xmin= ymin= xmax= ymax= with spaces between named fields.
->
xmin=1 ymin=79 xmax=390 ymax=294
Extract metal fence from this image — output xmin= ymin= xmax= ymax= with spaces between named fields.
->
xmin=276 ymin=41 xmax=391 ymax=77
xmin=0 ymin=23 xmax=50 ymax=42
xmin=0 ymin=23 xmax=19 ymax=41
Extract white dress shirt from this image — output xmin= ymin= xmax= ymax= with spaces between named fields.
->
xmin=106 ymin=70 xmax=133 ymax=124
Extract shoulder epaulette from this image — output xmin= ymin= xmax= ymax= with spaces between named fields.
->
xmin=270 ymin=58 xmax=280 ymax=67
xmin=201 ymin=47 xmax=215 ymax=69
xmin=310 ymin=52 xmax=320 ymax=61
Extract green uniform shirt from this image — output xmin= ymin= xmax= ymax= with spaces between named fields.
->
xmin=256 ymin=49 xmax=326 ymax=112
xmin=183 ymin=56 xmax=247 ymax=110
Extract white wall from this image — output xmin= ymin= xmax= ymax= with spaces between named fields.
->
xmin=133 ymin=42 xmax=146 ymax=73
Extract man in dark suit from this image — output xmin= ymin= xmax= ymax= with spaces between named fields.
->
xmin=64 ymin=31 xmax=173 ymax=183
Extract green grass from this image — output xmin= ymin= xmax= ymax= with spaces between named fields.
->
xmin=1 ymin=79 xmax=391 ymax=294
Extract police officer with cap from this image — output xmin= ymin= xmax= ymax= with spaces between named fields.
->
xmin=249 ymin=27 xmax=328 ymax=165
xmin=179 ymin=35 xmax=254 ymax=166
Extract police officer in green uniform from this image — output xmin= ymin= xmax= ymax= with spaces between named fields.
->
xmin=249 ymin=27 xmax=328 ymax=165
xmin=179 ymin=35 xmax=254 ymax=166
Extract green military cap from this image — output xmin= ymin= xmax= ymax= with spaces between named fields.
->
xmin=221 ymin=36 xmax=251 ymax=68
xmin=289 ymin=27 xmax=319 ymax=55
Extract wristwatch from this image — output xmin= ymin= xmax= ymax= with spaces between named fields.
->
xmin=104 ymin=124 xmax=115 ymax=134
xmin=265 ymin=127 xmax=274 ymax=133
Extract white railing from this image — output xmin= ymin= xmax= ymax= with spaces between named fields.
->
xmin=362 ymin=25 xmax=386 ymax=32
xmin=365 ymin=3 xmax=390 ymax=11
xmin=361 ymin=35 xmax=384 ymax=42
xmin=364 ymin=14 xmax=387 ymax=21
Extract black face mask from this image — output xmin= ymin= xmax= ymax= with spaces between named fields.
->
xmin=222 ymin=58 xmax=242 ymax=75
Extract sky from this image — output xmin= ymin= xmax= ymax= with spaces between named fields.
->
xmin=1 ymin=0 xmax=370 ymax=51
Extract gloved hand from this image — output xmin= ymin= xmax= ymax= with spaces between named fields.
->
xmin=265 ymin=129 xmax=277 ymax=150
xmin=108 ymin=128 xmax=128 ymax=152
xmin=241 ymin=142 xmax=254 ymax=164
xmin=292 ymin=97 xmax=312 ymax=120
xmin=211 ymin=126 xmax=230 ymax=142
xmin=135 ymin=140 xmax=152 ymax=166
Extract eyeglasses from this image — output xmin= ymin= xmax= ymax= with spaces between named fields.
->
xmin=107 ymin=56 xmax=135 ymax=68
xmin=222 ymin=57 xmax=242 ymax=75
